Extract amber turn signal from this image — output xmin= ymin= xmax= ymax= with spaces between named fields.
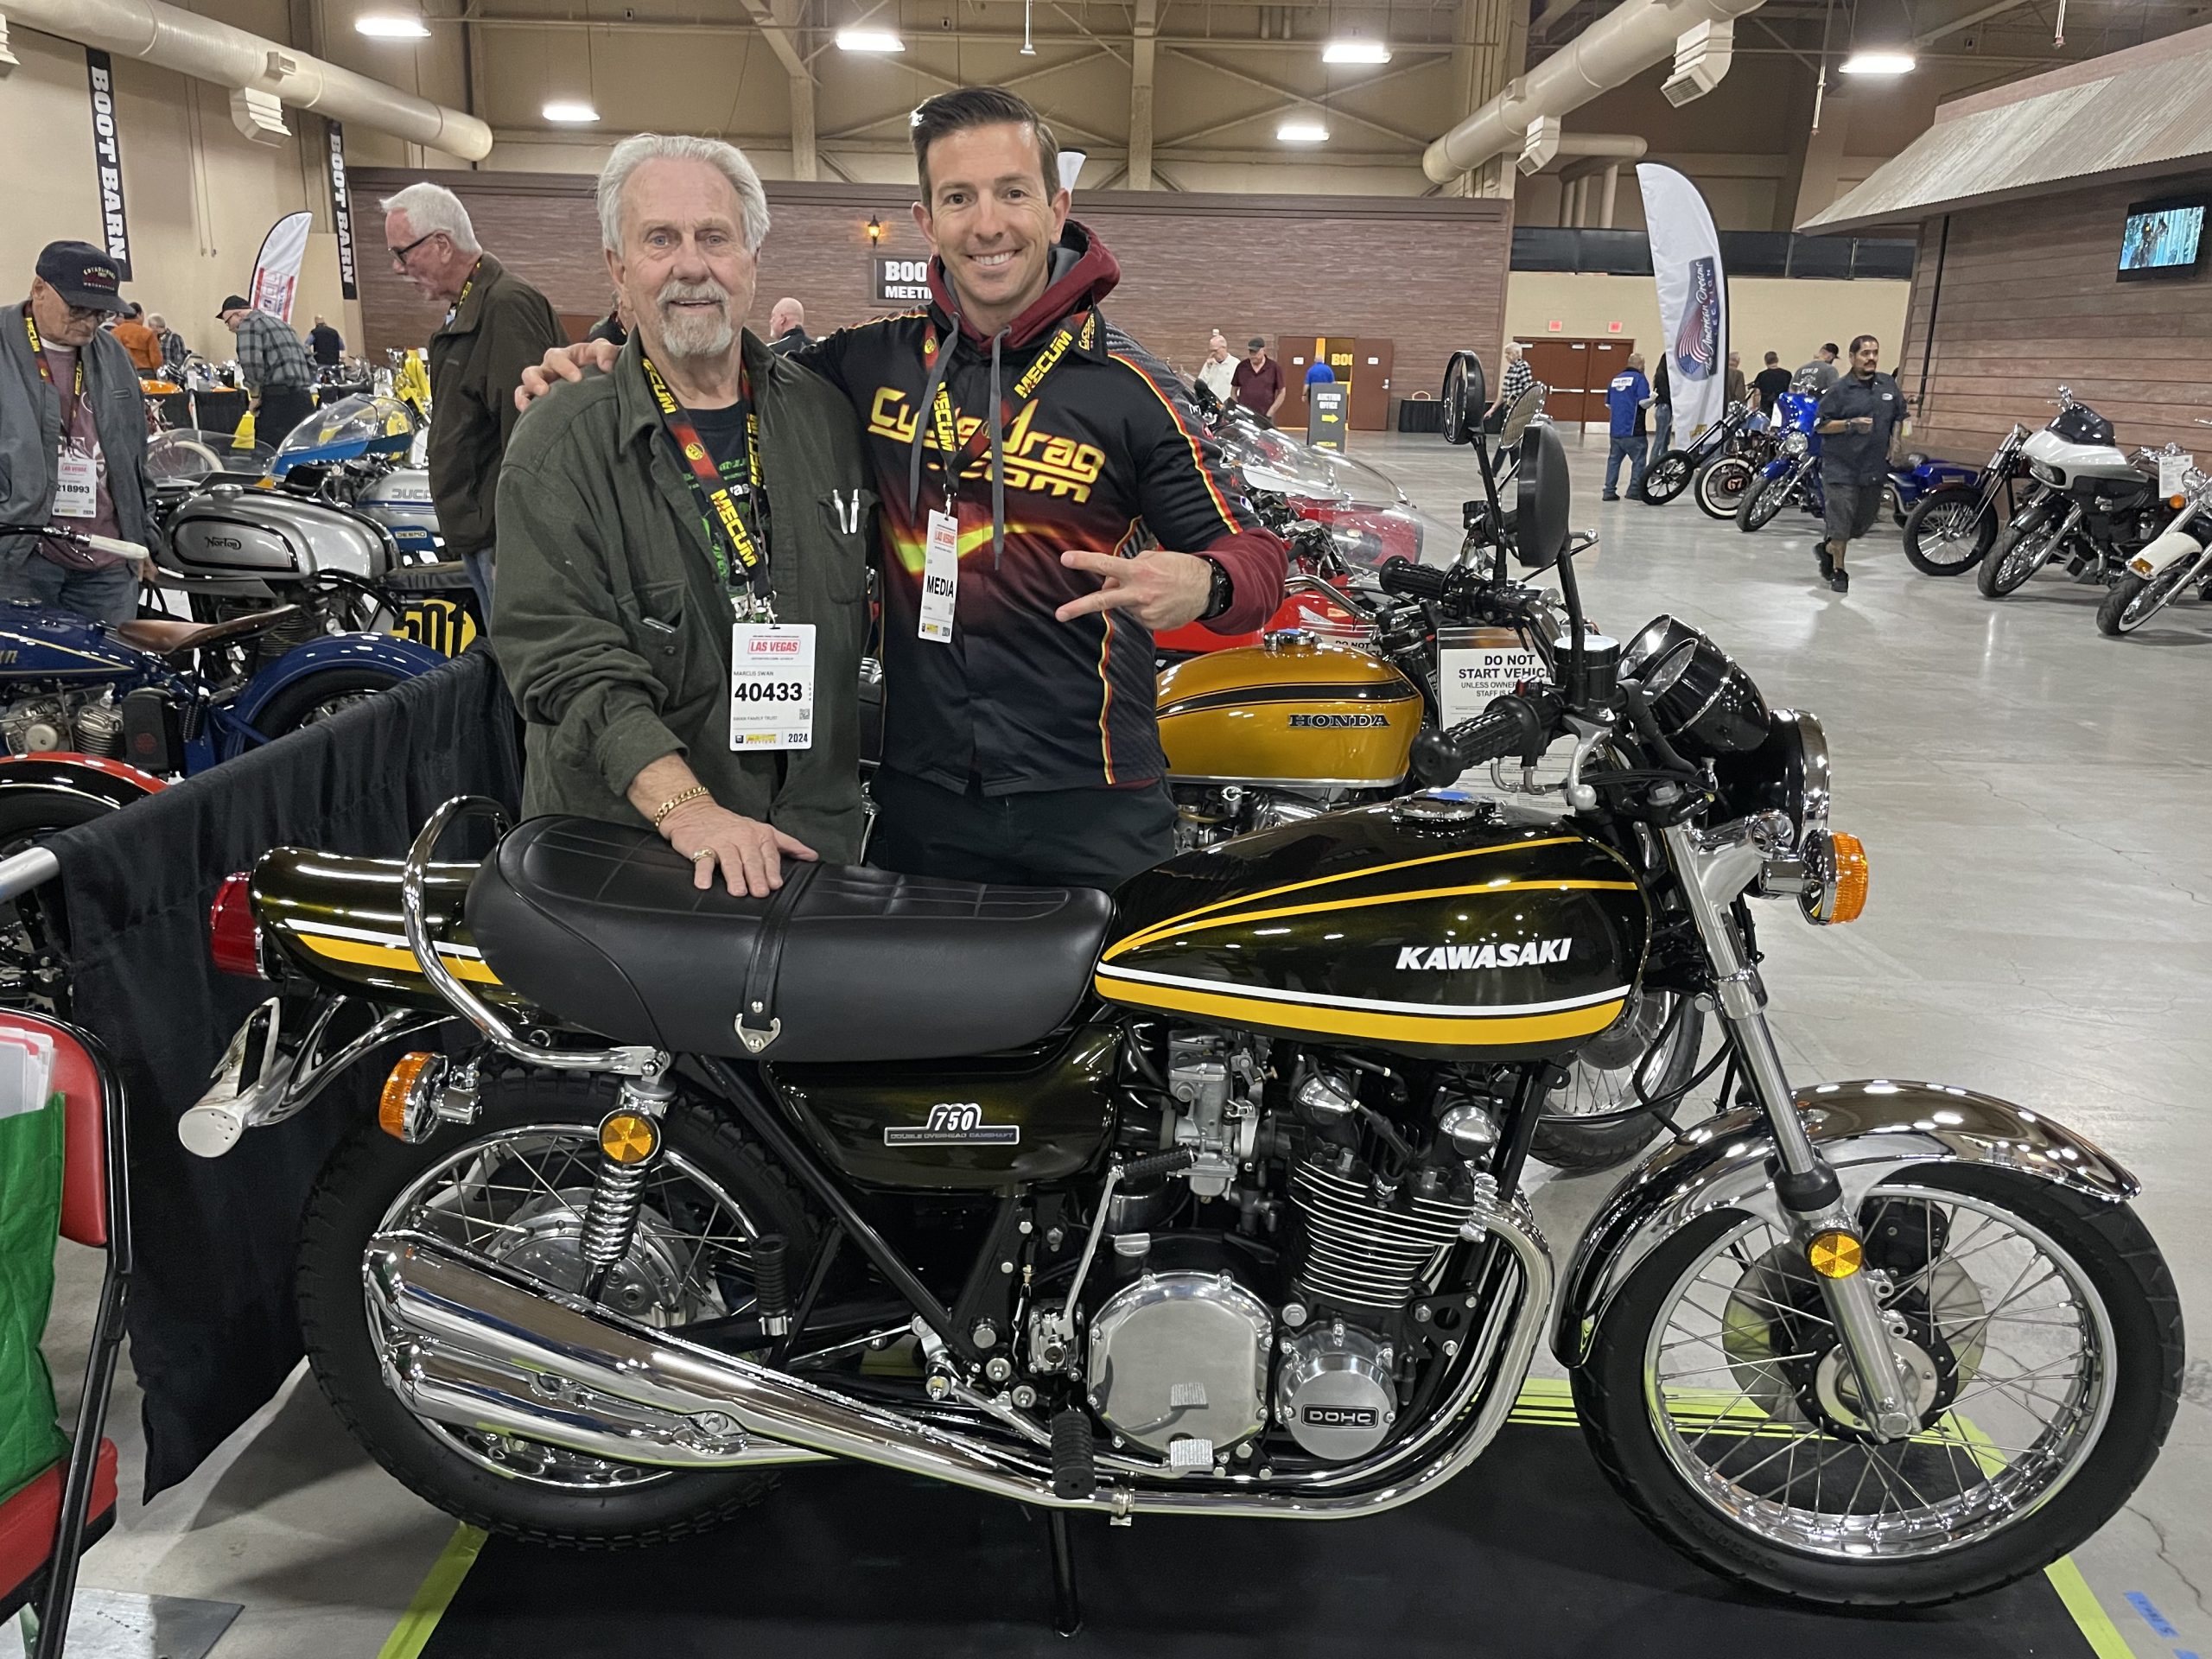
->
xmin=378 ymin=1052 xmax=444 ymax=1141
xmin=1827 ymin=832 xmax=1869 ymax=924
xmin=599 ymin=1111 xmax=660 ymax=1165
xmin=1808 ymin=1230 xmax=1865 ymax=1279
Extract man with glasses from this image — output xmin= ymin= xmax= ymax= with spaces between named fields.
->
xmin=0 ymin=242 xmax=154 ymax=623
xmin=381 ymin=181 xmax=563 ymax=616
xmin=217 ymin=294 xmax=315 ymax=452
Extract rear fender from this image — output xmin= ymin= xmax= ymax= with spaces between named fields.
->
xmin=0 ymin=753 xmax=166 ymax=811
xmin=1554 ymin=1079 xmax=2136 ymax=1367
xmin=232 ymin=632 xmax=448 ymax=728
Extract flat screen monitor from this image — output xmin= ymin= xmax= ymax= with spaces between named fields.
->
xmin=2118 ymin=195 xmax=2207 ymax=281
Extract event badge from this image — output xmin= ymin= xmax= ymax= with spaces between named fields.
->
xmin=54 ymin=448 xmax=98 ymax=519
xmin=728 ymin=623 xmax=815 ymax=752
xmin=920 ymin=509 xmax=959 ymax=643
xmin=2159 ymin=452 xmax=2193 ymax=498
xmin=1438 ymin=626 xmax=1544 ymax=729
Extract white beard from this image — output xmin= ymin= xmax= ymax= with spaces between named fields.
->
xmin=654 ymin=279 xmax=735 ymax=360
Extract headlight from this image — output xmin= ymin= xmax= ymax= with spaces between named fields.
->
xmin=1623 ymin=615 xmax=1772 ymax=757
xmin=2030 ymin=460 xmax=2061 ymax=485
xmin=1783 ymin=431 xmax=1809 ymax=456
xmin=1713 ymin=708 xmax=1830 ymax=845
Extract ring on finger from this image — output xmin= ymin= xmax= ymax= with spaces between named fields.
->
xmin=689 ymin=848 xmax=715 ymax=862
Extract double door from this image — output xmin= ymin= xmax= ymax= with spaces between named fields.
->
xmin=1281 ymin=335 xmax=1396 ymax=432
xmin=1521 ymin=337 xmax=1635 ymax=425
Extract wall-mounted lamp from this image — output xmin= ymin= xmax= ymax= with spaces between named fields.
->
xmin=866 ymin=215 xmax=885 ymax=244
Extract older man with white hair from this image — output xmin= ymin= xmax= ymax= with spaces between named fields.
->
xmin=381 ymin=179 xmax=563 ymax=615
xmin=492 ymin=134 xmax=873 ymax=894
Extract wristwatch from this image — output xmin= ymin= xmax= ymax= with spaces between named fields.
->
xmin=1198 ymin=557 xmax=1235 ymax=622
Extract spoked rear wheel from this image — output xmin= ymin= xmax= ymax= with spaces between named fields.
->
xmin=298 ymin=1072 xmax=818 ymax=1546
xmin=1575 ymin=1163 xmax=2182 ymax=1605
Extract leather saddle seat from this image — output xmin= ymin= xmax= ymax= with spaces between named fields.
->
xmin=112 ymin=603 xmax=306 ymax=659
xmin=466 ymin=817 xmax=1116 ymax=1064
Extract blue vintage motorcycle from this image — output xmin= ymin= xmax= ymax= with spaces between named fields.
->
xmin=0 ymin=522 xmax=445 ymax=1002
xmin=1736 ymin=391 xmax=1977 ymax=534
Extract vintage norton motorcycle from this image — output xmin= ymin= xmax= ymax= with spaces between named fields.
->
xmin=185 ymin=403 xmax=2179 ymax=1617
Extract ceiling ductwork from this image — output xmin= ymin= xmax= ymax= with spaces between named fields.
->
xmin=1519 ymin=125 xmax=1648 ymax=174
xmin=0 ymin=0 xmax=493 ymax=160
xmin=1423 ymin=0 xmax=1764 ymax=183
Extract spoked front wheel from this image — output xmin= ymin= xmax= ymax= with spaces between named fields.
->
xmin=1575 ymin=1163 xmax=2182 ymax=1605
xmin=2097 ymin=551 xmax=2207 ymax=636
xmin=1532 ymin=988 xmax=1703 ymax=1170
xmin=1736 ymin=470 xmax=1796 ymax=533
xmin=1642 ymin=451 xmax=1696 ymax=505
xmin=1694 ymin=457 xmax=1755 ymax=520
xmin=1902 ymin=486 xmax=1996 ymax=576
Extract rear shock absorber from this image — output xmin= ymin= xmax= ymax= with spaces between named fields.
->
xmin=580 ymin=1073 xmax=676 ymax=1299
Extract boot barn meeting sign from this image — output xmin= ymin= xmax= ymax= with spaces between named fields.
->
xmin=85 ymin=50 xmax=132 ymax=275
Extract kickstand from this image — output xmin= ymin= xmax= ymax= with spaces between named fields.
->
xmin=1047 ymin=1508 xmax=1082 ymax=1638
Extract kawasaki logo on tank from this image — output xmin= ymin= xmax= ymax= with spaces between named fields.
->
xmin=1396 ymin=940 xmax=1572 ymax=970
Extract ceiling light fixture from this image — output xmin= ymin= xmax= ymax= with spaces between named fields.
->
xmin=1839 ymin=49 xmax=1916 ymax=73
xmin=354 ymin=13 xmax=431 ymax=37
xmin=1021 ymin=0 xmax=1038 ymax=55
xmin=836 ymin=27 xmax=906 ymax=51
xmin=1323 ymin=38 xmax=1392 ymax=63
xmin=543 ymin=100 xmax=601 ymax=123
xmin=1277 ymin=118 xmax=1330 ymax=143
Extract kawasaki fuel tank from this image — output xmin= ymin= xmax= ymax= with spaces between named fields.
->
xmin=1157 ymin=635 xmax=1421 ymax=791
xmin=1098 ymin=801 xmax=1649 ymax=1059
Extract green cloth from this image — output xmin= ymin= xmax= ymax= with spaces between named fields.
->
xmin=0 ymin=1091 xmax=67 ymax=1503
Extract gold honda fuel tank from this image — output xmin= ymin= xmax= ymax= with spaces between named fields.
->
xmin=1156 ymin=635 xmax=1422 ymax=790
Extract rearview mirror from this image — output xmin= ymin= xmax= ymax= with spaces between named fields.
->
xmin=1514 ymin=422 xmax=1572 ymax=569
xmin=1500 ymin=382 xmax=1547 ymax=445
xmin=1439 ymin=351 xmax=1488 ymax=446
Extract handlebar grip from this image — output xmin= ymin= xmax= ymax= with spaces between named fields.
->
xmin=1376 ymin=556 xmax=1450 ymax=601
xmin=1408 ymin=701 xmax=1534 ymax=789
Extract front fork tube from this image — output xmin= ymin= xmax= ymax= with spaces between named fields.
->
xmin=1659 ymin=819 xmax=1921 ymax=1441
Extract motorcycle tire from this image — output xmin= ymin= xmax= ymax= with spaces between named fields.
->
xmin=1978 ymin=505 xmax=2059 ymax=598
xmin=2097 ymin=553 xmax=2205 ymax=636
xmin=0 ymin=791 xmax=124 ymax=1013
xmin=1736 ymin=471 xmax=1793 ymax=533
xmin=298 ymin=1071 xmax=819 ymax=1548
xmin=1641 ymin=451 xmax=1696 ymax=505
xmin=1530 ymin=995 xmax=1703 ymax=1171
xmin=1694 ymin=457 xmax=1754 ymax=521
xmin=1901 ymin=485 xmax=1995 ymax=577
xmin=251 ymin=665 xmax=410 ymax=739
xmin=1573 ymin=1160 xmax=2183 ymax=1606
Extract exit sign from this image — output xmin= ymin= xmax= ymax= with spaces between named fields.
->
xmin=1607 ymin=321 xmax=1624 ymax=334
xmin=1547 ymin=320 xmax=1564 ymax=332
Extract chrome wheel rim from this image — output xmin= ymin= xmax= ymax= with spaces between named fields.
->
xmin=1917 ymin=500 xmax=1982 ymax=567
xmin=2118 ymin=557 xmax=2202 ymax=631
xmin=1641 ymin=1182 xmax=2113 ymax=1560
xmin=365 ymin=1122 xmax=764 ymax=1491
xmin=1549 ymin=989 xmax=1691 ymax=1123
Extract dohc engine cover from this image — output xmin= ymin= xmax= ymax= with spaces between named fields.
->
xmin=1086 ymin=1270 xmax=1273 ymax=1467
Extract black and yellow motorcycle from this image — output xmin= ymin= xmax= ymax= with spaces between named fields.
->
xmin=183 ymin=359 xmax=2180 ymax=1619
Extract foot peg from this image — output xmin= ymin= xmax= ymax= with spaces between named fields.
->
xmin=754 ymin=1235 xmax=791 ymax=1338
xmin=1050 ymin=1408 xmax=1096 ymax=1501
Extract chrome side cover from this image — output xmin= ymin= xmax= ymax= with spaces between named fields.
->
xmin=1554 ymin=1078 xmax=2138 ymax=1366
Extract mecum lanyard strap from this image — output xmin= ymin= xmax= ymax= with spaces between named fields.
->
xmin=23 ymin=307 xmax=83 ymax=399
xmin=642 ymin=353 xmax=769 ymax=597
xmin=925 ymin=308 xmax=1091 ymax=505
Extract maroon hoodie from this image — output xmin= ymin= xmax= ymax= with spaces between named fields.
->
xmin=796 ymin=219 xmax=1286 ymax=797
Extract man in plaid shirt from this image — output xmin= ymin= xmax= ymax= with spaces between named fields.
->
xmin=217 ymin=296 xmax=315 ymax=448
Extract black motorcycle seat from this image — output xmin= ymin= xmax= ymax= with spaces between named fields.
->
xmin=466 ymin=817 xmax=1116 ymax=1064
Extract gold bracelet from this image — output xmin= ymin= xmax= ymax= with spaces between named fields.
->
xmin=651 ymin=785 xmax=709 ymax=830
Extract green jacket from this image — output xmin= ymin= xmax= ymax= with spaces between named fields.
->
xmin=493 ymin=330 xmax=874 ymax=861
xmin=427 ymin=253 xmax=565 ymax=560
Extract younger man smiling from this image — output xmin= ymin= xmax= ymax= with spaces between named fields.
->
xmin=529 ymin=90 xmax=1285 ymax=889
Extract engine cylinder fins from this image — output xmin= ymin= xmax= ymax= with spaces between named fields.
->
xmin=1287 ymin=1159 xmax=1478 ymax=1313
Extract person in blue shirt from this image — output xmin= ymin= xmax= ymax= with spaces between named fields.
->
xmin=1603 ymin=353 xmax=1650 ymax=502
xmin=1305 ymin=358 xmax=1336 ymax=385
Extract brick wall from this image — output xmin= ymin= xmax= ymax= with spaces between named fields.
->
xmin=354 ymin=169 xmax=1511 ymax=412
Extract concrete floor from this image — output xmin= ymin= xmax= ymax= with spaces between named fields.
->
xmin=33 ymin=426 xmax=2211 ymax=1656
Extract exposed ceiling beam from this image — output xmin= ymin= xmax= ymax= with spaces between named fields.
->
xmin=1915 ymin=0 xmax=2043 ymax=43
xmin=1129 ymin=0 xmax=1160 ymax=188
xmin=1160 ymin=46 xmax=1440 ymax=146
xmin=1160 ymin=51 xmax=1442 ymax=148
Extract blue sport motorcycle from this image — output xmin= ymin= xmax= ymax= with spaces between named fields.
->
xmin=0 ymin=522 xmax=446 ymax=1002
xmin=1736 ymin=391 xmax=1976 ymax=534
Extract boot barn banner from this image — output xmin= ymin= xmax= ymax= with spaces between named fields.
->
xmin=1636 ymin=162 xmax=1727 ymax=439
xmin=327 ymin=123 xmax=359 ymax=300
xmin=85 ymin=51 xmax=131 ymax=275
xmin=249 ymin=212 xmax=315 ymax=321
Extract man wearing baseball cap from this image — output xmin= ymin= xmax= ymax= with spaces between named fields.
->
xmin=0 ymin=241 xmax=154 ymax=624
xmin=218 ymin=292 xmax=316 ymax=448
xmin=1231 ymin=334 xmax=1285 ymax=419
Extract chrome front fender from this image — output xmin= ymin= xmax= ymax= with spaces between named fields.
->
xmin=1554 ymin=1079 xmax=2137 ymax=1367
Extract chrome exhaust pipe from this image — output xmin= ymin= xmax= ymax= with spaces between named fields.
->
xmin=365 ymin=1206 xmax=1552 ymax=1519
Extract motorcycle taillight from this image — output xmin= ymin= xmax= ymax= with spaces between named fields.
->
xmin=209 ymin=873 xmax=264 ymax=978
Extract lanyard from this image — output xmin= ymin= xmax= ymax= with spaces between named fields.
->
xmin=441 ymin=260 xmax=480 ymax=330
xmin=23 ymin=307 xmax=84 ymax=402
xmin=641 ymin=353 xmax=770 ymax=601
xmin=925 ymin=308 xmax=1093 ymax=508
